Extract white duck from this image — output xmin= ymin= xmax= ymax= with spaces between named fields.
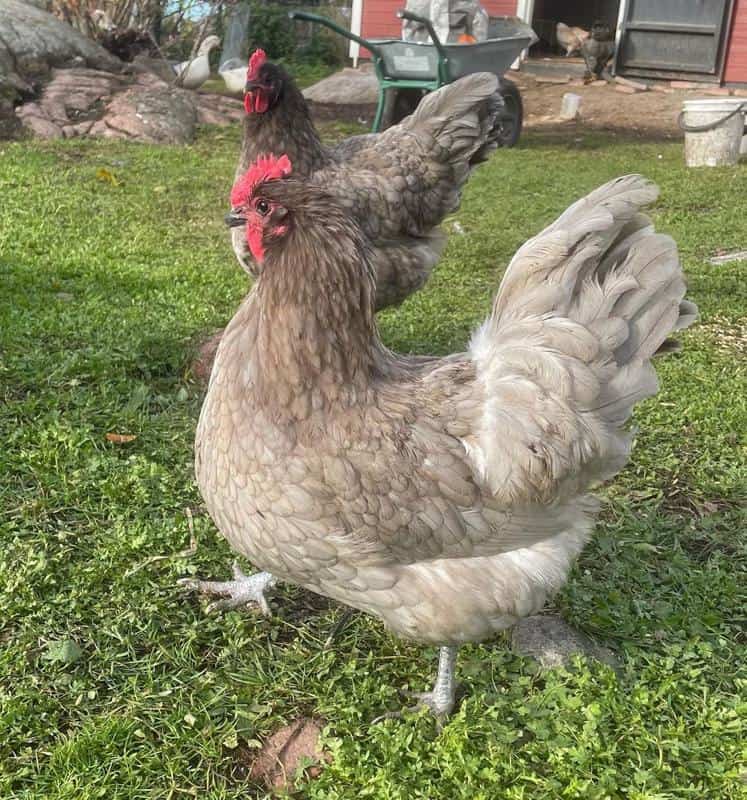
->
xmin=173 ymin=35 xmax=221 ymax=90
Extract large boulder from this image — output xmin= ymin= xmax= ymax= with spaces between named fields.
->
xmin=14 ymin=67 xmax=243 ymax=142
xmin=0 ymin=0 xmax=121 ymax=78
xmin=94 ymin=74 xmax=199 ymax=143
xmin=302 ymin=64 xmax=379 ymax=105
xmin=0 ymin=0 xmax=243 ymax=144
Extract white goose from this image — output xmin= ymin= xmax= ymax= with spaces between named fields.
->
xmin=173 ymin=35 xmax=221 ymax=90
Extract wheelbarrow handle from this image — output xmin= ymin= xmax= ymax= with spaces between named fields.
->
xmin=288 ymin=10 xmax=383 ymax=58
xmin=396 ymin=8 xmax=445 ymax=49
xmin=396 ymin=9 xmax=450 ymax=83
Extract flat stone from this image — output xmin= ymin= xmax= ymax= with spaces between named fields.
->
xmin=88 ymin=119 xmax=110 ymax=137
xmin=535 ymin=75 xmax=570 ymax=84
xmin=615 ymin=76 xmax=648 ymax=91
xmin=16 ymin=101 xmax=43 ymax=118
xmin=670 ymin=80 xmax=714 ymax=90
xmin=18 ymin=110 xmax=62 ymax=138
xmin=591 ymin=80 xmax=608 ymax=87
xmin=615 ymin=85 xmax=637 ymax=94
xmin=703 ymin=87 xmax=733 ymax=96
xmin=62 ymin=119 xmax=94 ymax=137
xmin=651 ymin=83 xmax=674 ymax=94
xmin=512 ymin=614 xmax=620 ymax=670
xmin=303 ymin=67 xmax=379 ymax=105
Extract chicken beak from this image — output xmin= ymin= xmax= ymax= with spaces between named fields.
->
xmin=225 ymin=210 xmax=246 ymax=228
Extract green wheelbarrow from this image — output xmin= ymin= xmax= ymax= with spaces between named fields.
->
xmin=289 ymin=8 xmax=535 ymax=144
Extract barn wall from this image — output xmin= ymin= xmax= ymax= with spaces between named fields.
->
xmin=724 ymin=0 xmax=747 ymax=83
xmin=361 ymin=0 xmax=518 ymax=42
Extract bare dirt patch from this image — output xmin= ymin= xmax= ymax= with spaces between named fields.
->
xmin=310 ymin=69 xmax=709 ymax=141
xmin=237 ymin=717 xmax=330 ymax=791
xmin=510 ymin=71 xmax=692 ymax=140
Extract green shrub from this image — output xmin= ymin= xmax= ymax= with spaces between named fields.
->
xmin=246 ymin=3 xmax=346 ymax=65
xmin=247 ymin=2 xmax=297 ymax=60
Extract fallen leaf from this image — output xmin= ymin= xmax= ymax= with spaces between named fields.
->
xmin=106 ymin=433 xmax=137 ymax=444
xmin=222 ymin=731 xmax=239 ymax=749
xmin=43 ymin=638 xmax=83 ymax=665
xmin=95 ymin=167 xmax=120 ymax=186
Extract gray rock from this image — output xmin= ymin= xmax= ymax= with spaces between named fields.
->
xmin=102 ymin=78 xmax=198 ymax=143
xmin=511 ymin=614 xmax=620 ymax=670
xmin=130 ymin=54 xmax=178 ymax=85
xmin=16 ymin=101 xmax=62 ymax=137
xmin=0 ymin=0 xmax=122 ymax=78
xmin=302 ymin=66 xmax=379 ymax=105
xmin=14 ymin=64 xmax=241 ymax=142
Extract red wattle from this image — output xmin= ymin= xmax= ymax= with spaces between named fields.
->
xmin=247 ymin=222 xmax=265 ymax=262
xmin=244 ymin=90 xmax=269 ymax=115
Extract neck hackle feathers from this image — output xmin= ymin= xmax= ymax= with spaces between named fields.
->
xmin=231 ymin=153 xmax=293 ymax=208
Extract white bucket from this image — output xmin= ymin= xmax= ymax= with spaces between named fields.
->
xmin=219 ymin=58 xmax=246 ymax=93
xmin=560 ymin=92 xmax=582 ymax=120
xmin=680 ymin=98 xmax=747 ymax=167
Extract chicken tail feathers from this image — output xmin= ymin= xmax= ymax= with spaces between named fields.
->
xmin=399 ymin=72 xmax=501 ymax=176
xmin=469 ymin=88 xmax=506 ymax=165
xmin=466 ymin=175 xmax=697 ymax=505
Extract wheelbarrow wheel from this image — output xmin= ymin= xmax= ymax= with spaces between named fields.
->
xmin=495 ymin=78 xmax=523 ymax=148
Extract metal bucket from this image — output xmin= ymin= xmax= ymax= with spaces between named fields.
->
xmin=680 ymin=98 xmax=747 ymax=167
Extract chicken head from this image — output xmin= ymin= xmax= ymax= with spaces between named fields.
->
xmin=244 ymin=49 xmax=287 ymax=114
xmin=226 ymin=153 xmax=293 ymax=262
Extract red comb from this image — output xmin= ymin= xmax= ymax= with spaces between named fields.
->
xmin=247 ymin=49 xmax=267 ymax=80
xmin=230 ymin=153 xmax=292 ymax=207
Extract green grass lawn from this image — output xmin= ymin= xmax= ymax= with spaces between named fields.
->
xmin=0 ymin=126 xmax=745 ymax=799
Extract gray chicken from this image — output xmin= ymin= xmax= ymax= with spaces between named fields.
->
xmin=187 ymin=158 xmax=696 ymax=719
xmin=232 ymin=49 xmax=502 ymax=309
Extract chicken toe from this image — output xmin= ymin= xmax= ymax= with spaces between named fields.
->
xmin=178 ymin=562 xmax=277 ymax=616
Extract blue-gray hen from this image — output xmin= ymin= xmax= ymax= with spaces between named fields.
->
xmin=188 ymin=165 xmax=697 ymax=719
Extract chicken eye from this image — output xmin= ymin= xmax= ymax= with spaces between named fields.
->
xmin=256 ymin=199 xmax=270 ymax=216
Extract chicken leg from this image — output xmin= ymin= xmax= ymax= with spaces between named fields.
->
xmin=375 ymin=646 xmax=459 ymax=724
xmin=178 ymin=562 xmax=277 ymax=615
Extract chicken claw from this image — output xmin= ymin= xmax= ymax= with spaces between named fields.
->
xmin=372 ymin=646 xmax=458 ymax=726
xmin=178 ymin=562 xmax=277 ymax=616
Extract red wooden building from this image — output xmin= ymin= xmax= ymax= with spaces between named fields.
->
xmin=350 ymin=0 xmax=747 ymax=86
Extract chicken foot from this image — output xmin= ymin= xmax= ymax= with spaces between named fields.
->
xmin=178 ymin=562 xmax=277 ymax=615
xmin=374 ymin=645 xmax=459 ymax=725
